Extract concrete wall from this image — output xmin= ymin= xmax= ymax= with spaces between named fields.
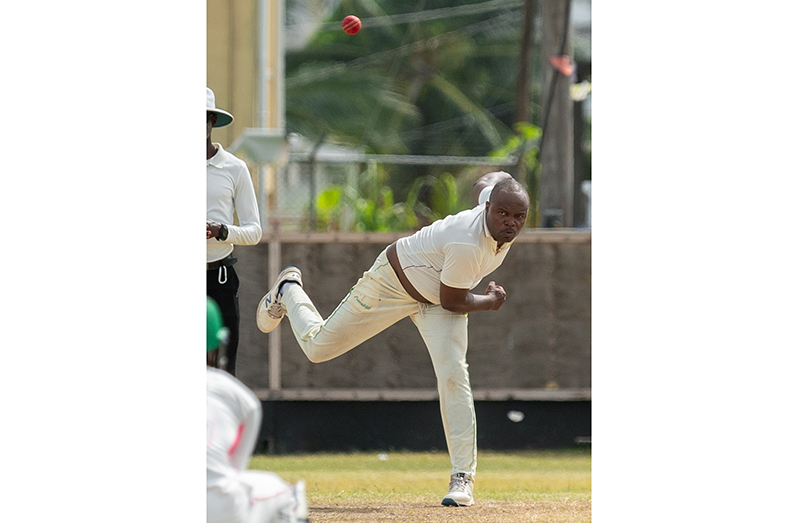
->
xmin=230 ymin=231 xmax=591 ymax=395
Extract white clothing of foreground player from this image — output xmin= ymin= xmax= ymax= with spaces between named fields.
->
xmin=207 ymin=298 xmax=309 ymax=523
xmin=256 ymin=172 xmax=529 ymax=508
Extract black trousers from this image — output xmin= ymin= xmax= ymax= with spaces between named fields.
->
xmin=207 ymin=264 xmax=240 ymax=376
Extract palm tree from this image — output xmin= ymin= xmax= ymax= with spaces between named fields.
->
xmin=285 ymin=0 xmax=527 ymax=199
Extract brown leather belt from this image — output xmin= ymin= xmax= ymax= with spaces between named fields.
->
xmin=386 ymin=242 xmax=431 ymax=304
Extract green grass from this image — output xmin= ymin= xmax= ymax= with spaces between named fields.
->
xmin=249 ymin=449 xmax=591 ymax=505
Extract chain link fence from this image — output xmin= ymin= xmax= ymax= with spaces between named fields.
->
xmin=263 ymin=136 xmax=520 ymax=233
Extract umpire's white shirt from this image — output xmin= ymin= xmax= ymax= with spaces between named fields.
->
xmin=395 ymin=186 xmax=513 ymax=304
xmin=207 ymin=144 xmax=262 ymax=263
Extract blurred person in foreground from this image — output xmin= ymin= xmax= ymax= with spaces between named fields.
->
xmin=256 ymin=171 xmax=529 ymax=507
xmin=207 ymin=87 xmax=262 ymax=376
xmin=207 ymin=297 xmax=308 ymax=523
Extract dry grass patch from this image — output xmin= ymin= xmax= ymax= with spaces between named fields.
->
xmin=308 ymin=500 xmax=590 ymax=522
xmin=250 ymin=449 xmax=591 ymax=522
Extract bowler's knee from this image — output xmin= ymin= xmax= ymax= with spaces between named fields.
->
xmin=302 ymin=344 xmax=331 ymax=364
xmin=307 ymin=353 xmax=328 ymax=364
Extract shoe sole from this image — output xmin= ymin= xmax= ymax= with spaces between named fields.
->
xmin=256 ymin=267 xmax=302 ymax=333
xmin=255 ymin=294 xmax=283 ymax=333
xmin=441 ymin=497 xmax=473 ymax=507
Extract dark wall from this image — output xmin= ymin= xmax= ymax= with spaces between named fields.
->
xmin=257 ymin=400 xmax=591 ymax=454
xmin=232 ymin=231 xmax=591 ymax=392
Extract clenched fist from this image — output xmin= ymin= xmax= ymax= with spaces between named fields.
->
xmin=485 ymin=281 xmax=506 ymax=310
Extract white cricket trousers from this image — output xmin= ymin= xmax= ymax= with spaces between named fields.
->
xmin=207 ymin=471 xmax=297 ymax=523
xmin=282 ymin=249 xmax=477 ymax=477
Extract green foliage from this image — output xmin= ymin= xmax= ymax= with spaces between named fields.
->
xmin=314 ymin=185 xmax=345 ymax=229
xmin=312 ymin=164 xmax=414 ymax=232
xmin=312 ymin=169 xmax=473 ymax=232
xmin=489 ymin=122 xmax=541 ymax=160
xmin=406 ymin=171 xmax=466 ymax=225
xmin=285 ymin=1 xmax=590 ymax=230
xmin=310 ymin=123 xmax=543 ymax=232
xmin=285 ymin=0 xmax=522 ymax=159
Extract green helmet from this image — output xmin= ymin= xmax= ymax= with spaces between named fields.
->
xmin=207 ymin=297 xmax=230 ymax=352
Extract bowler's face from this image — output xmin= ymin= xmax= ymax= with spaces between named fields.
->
xmin=486 ymin=190 xmax=529 ymax=244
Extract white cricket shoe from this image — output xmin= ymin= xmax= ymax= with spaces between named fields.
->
xmin=256 ymin=266 xmax=303 ymax=333
xmin=441 ymin=472 xmax=474 ymax=507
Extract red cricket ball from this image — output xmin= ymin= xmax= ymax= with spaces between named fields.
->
xmin=342 ymin=15 xmax=361 ymax=35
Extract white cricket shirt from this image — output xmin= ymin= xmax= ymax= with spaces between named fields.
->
xmin=395 ymin=186 xmax=514 ymax=304
xmin=207 ymin=367 xmax=262 ymax=486
xmin=207 ymin=144 xmax=262 ymax=263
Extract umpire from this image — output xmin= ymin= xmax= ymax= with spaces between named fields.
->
xmin=206 ymin=87 xmax=262 ymax=376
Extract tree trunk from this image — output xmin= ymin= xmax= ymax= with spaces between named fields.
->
xmin=515 ymin=0 xmax=536 ymax=126
xmin=540 ymin=0 xmax=574 ymax=227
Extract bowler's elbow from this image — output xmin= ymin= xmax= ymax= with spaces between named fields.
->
xmin=440 ymin=303 xmax=466 ymax=313
xmin=439 ymin=300 xmax=456 ymax=312
xmin=439 ymin=283 xmax=470 ymax=313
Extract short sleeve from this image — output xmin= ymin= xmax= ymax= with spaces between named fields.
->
xmin=440 ymin=243 xmax=481 ymax=290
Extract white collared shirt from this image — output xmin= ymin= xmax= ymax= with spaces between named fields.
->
xmin=395 ymin=186 xmax=514 ymax=304
xmin=207 ymin=144 xmax=262 ymax=262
